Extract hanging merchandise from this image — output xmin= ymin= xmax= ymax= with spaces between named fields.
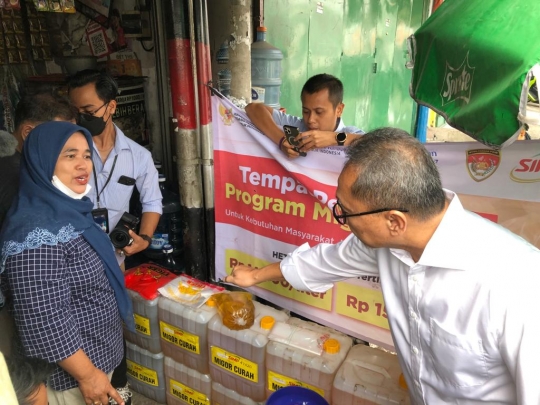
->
xmin=0 ymin=67 xmax=21 ymax=132
xmin=408 ymin=0 xmax=540 ymax=148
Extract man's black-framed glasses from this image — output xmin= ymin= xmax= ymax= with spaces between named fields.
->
xmin=86 ymin=102 xmax=109 ymax=116
xmin=332 ymin=200 xmax=409 ymax=225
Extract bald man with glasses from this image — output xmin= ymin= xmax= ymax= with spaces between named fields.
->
xmin=225 ymin=127 xmax=540 ymax=405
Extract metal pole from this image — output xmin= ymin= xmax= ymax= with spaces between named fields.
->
xmin=164 ymin=0 xmax=207 ymax=280
xmin=152 ymin=0 xmax=173 ymax=182
xmin=229 ymin=0 xmax=252 ymax=101
xmin=195 ymin=0 xmax=216 ymax=280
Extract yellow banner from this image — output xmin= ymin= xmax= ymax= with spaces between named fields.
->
xmin=133 ymin=313 xmax=151 ymax=336
xmin=159 ymin=321 xmax=201 ymax=354
xmin=225 ymin=249 xmax=332 ymax=311
xmin=210 ymin=346 xmax=259 ymax=383
xmin=335 ymin=283 xmax=389 ymax=330
xmin=267 ymin=370 xmax=325 ymax=397
xmin=126 ymin=360 xmax=159 ymax=386
xmin=169 ymin=378 xmax=210 ymax=405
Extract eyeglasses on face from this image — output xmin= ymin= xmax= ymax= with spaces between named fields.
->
xmin=332 ymin=200 xmax=409 ymax=225
xmin=84 ymin=102 xmax=109 ymax=116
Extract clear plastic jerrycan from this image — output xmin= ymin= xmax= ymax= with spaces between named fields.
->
xmin=164 ymin=356 xmax=212 ymax=405
xmin=265 ymin=317 xmax=353 ymax=404
xmin=208 ymin=300 xmax=289 ymax=402
xmin=124 ymin=289 xmax=161 ymax=354
xmin=158 ymin=295 xmax=217 ymax=374
xmin=332 ymin=344 xmax=410 ymax=405
xmin=125 ymin=341 xmax=166 ymax=403
xmin=211 ymin=382 xmax=265 ymax=405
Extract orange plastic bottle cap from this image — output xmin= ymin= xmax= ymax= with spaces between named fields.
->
xmin=323 ymin=338 xmax=340 ymax=354
xmin=399 ymin=373 xmax=408 ymax=390
xmin=257 ymin=26 xmax=267 ymax=32
xmin=260 ymin=316 xmax=275 ymax=330
xmin=206 ymin=297 xmax=216 ymax=307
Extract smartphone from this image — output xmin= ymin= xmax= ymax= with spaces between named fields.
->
xmin=283 ymin=125 xmax=307 ymax=157
xmin=118 ymin=175 xmax=136 ymax=186
xmin=91 ymin=208 xmax=109 ymax=233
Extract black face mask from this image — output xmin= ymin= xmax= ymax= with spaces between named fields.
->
xmin=77 ymin=103 xmax=110 ymax=136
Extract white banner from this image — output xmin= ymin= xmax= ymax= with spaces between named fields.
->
xmin=213 ymin=94 xmax=540 ymax=349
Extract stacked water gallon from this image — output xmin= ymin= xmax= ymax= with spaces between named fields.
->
xmin=124 ymin=278 xmax=168 ymax=403
xmin=251 ymin=26 xmax=283 ymax=109
xmin=265 ymin=317 xmax=353 ymax=404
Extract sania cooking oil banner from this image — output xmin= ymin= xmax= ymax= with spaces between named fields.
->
xmin=408 ymin=0 xmax=540 ymax=148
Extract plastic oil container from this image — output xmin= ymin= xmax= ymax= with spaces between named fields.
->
xmin=332 ymin=344 xmax=410 ymax=405
xmin=211 ymin=382 xmax=264 ymax=405
xmin=124 ymin=289 xmax=162 ymax=354
xmin=265 ymin=317 xmax=353 ymax=404
xmin=164 ymin=356 xmax=211 ymax=405
xmin=251 ymin=26 xmax=283 ymax=109
xmin=126 ymin=341 xmax=166 ymax=404
xmin=208 ymin=300 xmax=289 ymax=402
xmin=158 ymin=295 xmax=217 ymax=374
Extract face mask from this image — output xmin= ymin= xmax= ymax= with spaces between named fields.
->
xmin=77 ymin=105 xmax=110 ymax=136
xmin=51 ymin=175 xmax=91 ymax=199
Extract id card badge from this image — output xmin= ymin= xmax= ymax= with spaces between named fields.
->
xmin=91 ymin=208 xmax=109 ymax=233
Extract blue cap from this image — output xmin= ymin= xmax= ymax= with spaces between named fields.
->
xmin=266 ymin=387 xmax=329 ymax=405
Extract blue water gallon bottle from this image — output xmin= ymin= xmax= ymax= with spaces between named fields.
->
xmin=251 ymin=26 xmax=283 ymax=109
xmin=145 ymin=175 xmax=182 ymax=262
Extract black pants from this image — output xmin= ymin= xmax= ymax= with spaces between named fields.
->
xmin=110 ymin=338 xmax=127 ymax=388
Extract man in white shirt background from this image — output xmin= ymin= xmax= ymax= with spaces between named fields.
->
xmin=225 ymin=127 xmax=540 ymax=404
xmin=245 ymin=73 xmax=364 ymax=158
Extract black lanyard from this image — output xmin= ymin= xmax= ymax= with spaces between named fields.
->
xmin=92 ymin=155 xmax=118 ymax=208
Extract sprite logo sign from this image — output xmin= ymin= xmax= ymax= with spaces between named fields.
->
xmin=440 ymin=52 xmax=475 ymax=106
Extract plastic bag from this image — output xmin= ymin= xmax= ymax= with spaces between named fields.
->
xmin=124 ymin=263 xmax=177 ymax=300
xmin=213 ymin=292 xmax=255 ymax=330
xmin=158 ymin=274 xmax=224 ymax=308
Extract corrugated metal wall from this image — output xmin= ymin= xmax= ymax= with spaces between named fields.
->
xmin=264 ymin=0 xmax=426 ymax=133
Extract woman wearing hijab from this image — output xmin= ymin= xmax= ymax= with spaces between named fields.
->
xmin=0 ymin=121 xmax=134 ymax=405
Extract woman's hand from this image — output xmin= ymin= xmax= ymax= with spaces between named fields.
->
xmin=78 ymin=367 xmax=124 ymax=405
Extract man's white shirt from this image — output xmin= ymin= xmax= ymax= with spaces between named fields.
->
xmin=281 ymin=191 xmax=540 ymax=404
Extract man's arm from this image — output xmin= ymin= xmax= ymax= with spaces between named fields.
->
xmin=224 ymin=262 xmax=283 ymax=287
xmin=245 ymin=103 xmax=284 ymax=145
xmin=498 ymin=269 xmax=540 ymax=404
xmin=124 ymin=212 xmax=160 ymax=256
xmin=225 ymin=234 xmax=379 ymax=291
xmin=245 ymin=103 xmax=301 ymax=158
xmin=296 ymin=130 xmax=362 ymax=152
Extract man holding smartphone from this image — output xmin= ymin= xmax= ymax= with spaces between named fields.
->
xmin=245 ymin=73 xmax=364 ymax=158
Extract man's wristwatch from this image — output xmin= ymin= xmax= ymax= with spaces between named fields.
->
xmin=336 ymin=132 xmax=347 ymax=146
xmin=139 ymin=234 xmax=152 ymax=247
